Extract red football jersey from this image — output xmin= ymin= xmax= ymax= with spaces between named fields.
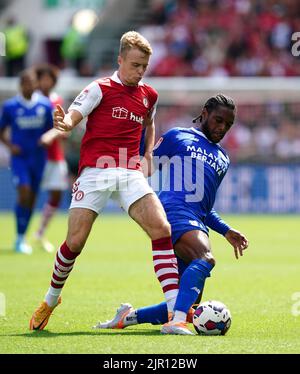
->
xmin=69 ymin=72 xmax=158 ymax=175
xmin=48 ymin=92 xmax=65 ymax=161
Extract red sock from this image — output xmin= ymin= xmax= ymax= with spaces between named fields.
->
xmin=50 ymin=242 xmax=79 ymax=290
xmin=45 ymin=241 xmax=79 ymax=307
xmin=152 ymin=236 xmax=179 ymax=313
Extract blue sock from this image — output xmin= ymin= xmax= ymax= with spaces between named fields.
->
xmin=174 ymin=259 xmax=214 ymax=314
xmin=135 ymin=257 xmax=189 ymax=325
xmin=177 ymin=256 xmax=189 ymax=277
xmin=137 ymin=302 xmax=168 ymax=325
xmin=15 ymin=204 xmax=32 ymax=236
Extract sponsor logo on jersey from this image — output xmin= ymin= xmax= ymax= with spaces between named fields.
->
xmin=129 ymin=112 xmax=144 ymax=125
xmin=187 ymin=145 xmax=229 ymax=176
xmin=112 ymin=107 xmax=128 ymax=119
xmin=36 ymin=106 xmax=46 ymax=116
xmin=112 ymin=107 xmax=144 ymax=125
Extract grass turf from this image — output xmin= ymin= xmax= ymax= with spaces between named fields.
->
xmin=0 ymin=213 xmax=299 ymax=354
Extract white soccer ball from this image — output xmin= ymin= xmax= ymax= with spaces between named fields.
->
xmin=193 ymin=300 xmax=232 ymax=335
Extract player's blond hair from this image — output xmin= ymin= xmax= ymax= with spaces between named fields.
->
xmin=119 ymin=31 xmax=152 ymax=57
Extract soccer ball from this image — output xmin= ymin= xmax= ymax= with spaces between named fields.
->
xmin=193 ymin=300 xmax=231 ymax=335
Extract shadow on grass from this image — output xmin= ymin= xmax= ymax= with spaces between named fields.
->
xmin=3 ymin=329 xmax=161 ymax=338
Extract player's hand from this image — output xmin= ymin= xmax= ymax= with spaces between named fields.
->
xmin=54 ymin=104 xmax=73 ymax=132
xmin=141 ymin=152 xmax=154 ymax=177
xmin=225 ymin=228 xmax=249 ymax=259
xmin=9 ymin=144 xmax=22 ymax=156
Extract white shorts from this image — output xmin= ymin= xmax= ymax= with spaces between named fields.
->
xmin=41 ymin=160 xmax=69 ymax=191
xmin=69 ymin=167 xmax=154 ymax=214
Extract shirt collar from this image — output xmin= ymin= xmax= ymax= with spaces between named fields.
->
xmin=191 ymin=127 xmax=213 ymax=143
xmin=17 ymin=92 xmax=40 ymax=108
xmin=110 ymin=71 xmax=144 ymax=87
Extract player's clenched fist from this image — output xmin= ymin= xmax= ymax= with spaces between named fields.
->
xmin=54 ymin=104 xmax=72 ymax=132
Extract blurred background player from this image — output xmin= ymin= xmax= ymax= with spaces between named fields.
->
xmin=29 ymin=31 xmax=180 ymax=331
xmin=0 ymin=69 xmax=54 ymax=254
xmin=95 ymin=94 xmax=249 ymax=335
xmin=33 ymin=64 xmax=69 ymax=253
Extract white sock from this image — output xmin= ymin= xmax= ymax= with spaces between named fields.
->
xmin=45 ymin=286 xmax=62 ymax=307
xmin=166 ymin=296 xmax=177 ymax=314
xmin=124 ymin=310 xmax=138 ymax=326
xmin=172 ymin=310 xmax=187 ymax=323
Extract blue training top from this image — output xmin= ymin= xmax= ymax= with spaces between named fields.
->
xmin=0 ymin=93 xmax=53 ymax=160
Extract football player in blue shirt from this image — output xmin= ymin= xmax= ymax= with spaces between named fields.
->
xmin=0 ymin=69 xmax=54 ymax=254
xmin=95 ymin=94 xmax=249 ymax=334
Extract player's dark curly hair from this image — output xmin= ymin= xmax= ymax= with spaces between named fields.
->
xmin=193 ymin=94 xmax=236 ymax=123
xmin=34 ymin=63 xmax=59 ymax=85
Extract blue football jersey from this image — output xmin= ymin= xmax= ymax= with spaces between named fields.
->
xmin=153 ymin=127 xmax=230 ymax=220
xmin=0 ymin=93 xmax=53 ymax=159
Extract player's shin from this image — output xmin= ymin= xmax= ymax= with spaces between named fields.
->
xmin=152 ymin=237 xmax=179 ymax=313
xmin=15 ymin=204 xmax=32 ymax=236
xmin=36 ymin=201 xmax=59 ymax=238
xmin=173 ymin=259 xmax=214 ymax=322
xmin=137 ymin=302 xmax=168 ymax=325
xmin=45 ymin=241 xmax=80 ymax=307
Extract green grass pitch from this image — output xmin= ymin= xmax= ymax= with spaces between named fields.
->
xmin=0 ymin=213 xmax=299 ymax=354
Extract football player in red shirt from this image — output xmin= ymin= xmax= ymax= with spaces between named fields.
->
xmin=30 ymin=31 xmax=183 ymax=333
xmin=34 ymin=64 xmax=69 ymax=253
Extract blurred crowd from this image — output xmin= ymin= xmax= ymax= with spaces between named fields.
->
xmin=140 ymin=0 xmax=300 ymax=77
xmin=0 ymin=0 xmax=299 ymax=166
xmin=155 ymin=101 xmax=300 ymax=163
xmin=1 ymin=0 xmax=300 ymax=78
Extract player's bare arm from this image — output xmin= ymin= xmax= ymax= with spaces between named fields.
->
xmin=54 ymin=104 xmax=83 ymax=132
xmin=0 ymin=127 xmax=22 ymax=155
xmin=141 ymin=116 xmax=155 ymax=177
xmin=225 ymin=228 xmax=249 ymax=259
xmin=39 ymin=127 xmax=69 ymax=147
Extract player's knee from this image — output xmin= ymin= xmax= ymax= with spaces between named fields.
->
xmin=157 ymin=221 xmax=171 ymax=239
xmin=149 ymin=221 xmax=171 ymax=240
xmin=66 ymin=237 xmax=84 ymax=254
xmin=202 ymin=253 xmax=216 ymax=268
xmin=18 ymin=192 xmax=32 ymax=207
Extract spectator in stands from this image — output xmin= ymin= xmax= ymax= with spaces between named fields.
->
xmin=3 ymin=18 xmax=29 ymax=77
xmin=142 ymin=0 xmax=300 ymax=77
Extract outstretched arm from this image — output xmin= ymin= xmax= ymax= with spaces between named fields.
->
xmin=39 ymin=127 xmax=69 ymax=147
xmin=205 ymin=208 xmax=231 ymax=236
xmin=54 ymin=104 xmax=83 ymax=132
xmin=205 ymin=209 xmax=249 ymax=259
